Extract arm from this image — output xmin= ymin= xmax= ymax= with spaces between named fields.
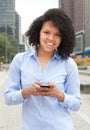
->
xmin=4 ymin=53 xmax=26 ymax=105
xmin=58 ymin=59 xmax=82 ymax=111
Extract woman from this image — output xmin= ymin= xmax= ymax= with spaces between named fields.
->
xmin=4 ymin=8 xmax=82 ymax=130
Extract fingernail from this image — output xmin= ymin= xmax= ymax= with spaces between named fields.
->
xmin=34 ymin=83 xmax=40 ymax=88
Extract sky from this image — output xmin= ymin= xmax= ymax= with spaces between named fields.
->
xmin=15 ymin=0 xmax=58 ymax=34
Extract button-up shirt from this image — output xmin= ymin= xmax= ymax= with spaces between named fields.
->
xmin=4 ymin=49 xmax=82 ymax=130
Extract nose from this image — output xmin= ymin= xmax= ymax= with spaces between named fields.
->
xmin=48 ymin=34 xmax=54 ymax=41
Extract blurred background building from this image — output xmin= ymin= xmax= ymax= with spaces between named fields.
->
xmin=58 ymin=0 xmax=90 ymax=57
xmin=0 ymin=0 xmax=15 ymax=37
xmin=0 ymin=0 xmax=25 ymax=52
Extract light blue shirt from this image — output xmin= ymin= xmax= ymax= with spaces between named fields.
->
xmin=4 ymin=49 xmax=82 ymax=130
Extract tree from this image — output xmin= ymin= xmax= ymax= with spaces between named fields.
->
xmin=0 ymin=33 xmax=18 ymax=63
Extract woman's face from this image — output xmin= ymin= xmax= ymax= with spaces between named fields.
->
xmin=39 ymin=21 xmax=62 ymax=53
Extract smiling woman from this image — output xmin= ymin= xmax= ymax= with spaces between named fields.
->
xmin=4 ymin=8 xmax=82 ymax=130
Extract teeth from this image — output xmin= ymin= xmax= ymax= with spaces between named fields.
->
xmin=47 ymin=43 xmax=53 ymax=46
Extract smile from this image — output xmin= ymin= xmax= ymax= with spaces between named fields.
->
xmin=47 ymin=43 xmax=54 ymax=46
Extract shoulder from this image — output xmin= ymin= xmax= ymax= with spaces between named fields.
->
xmin=13 ymin=50 xmax=35 ymax=61
xmin=66 ymin=57 xmax=77 ymax=66
xmin=65 ymin=57 xmax=78 ymax=72
xmin=9 ymin=50 xmax=35 ymax=71
xmin=59 ymin=57 xmax=77 ymax=67
xmin=11 ymin=50 xmax=34 ymax=66
xmin=13 ymin=51 xmax=29 ymax=62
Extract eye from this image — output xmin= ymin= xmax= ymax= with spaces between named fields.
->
xmin=55 ymin=33 xmax=61 ymax=37
xmin=43 ymin=31 xmax=49 ymax=34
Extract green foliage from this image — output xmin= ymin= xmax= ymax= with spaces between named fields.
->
xmin=78 ymin=65 xmax=87 ymax=70
xmin=0 ymin=33 xmax=18 ymax=63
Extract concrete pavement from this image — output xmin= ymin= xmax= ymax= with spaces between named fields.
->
xmin=0 ymin=70 xmax=90 ymax=130
xmin=79 ymin=68 xmax=90 ymax=93
xmin=0 ymin=70 xmax=21 ymax=130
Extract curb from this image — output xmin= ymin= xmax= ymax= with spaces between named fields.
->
xmin=79 ymin=70 xmax=90 ymax=76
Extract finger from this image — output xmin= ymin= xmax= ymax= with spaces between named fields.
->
xmin=40 ymin=87 xmax=50 ymax=91
xmin=48 ymin=82 xmax=55 ymax=88
xmin=35 ymin=81 xmax=41 ymax=85
xmin=40 ymin=91 xmax=52 ymax=96
xmin=34 ymin=83 xmax=40 ymax=88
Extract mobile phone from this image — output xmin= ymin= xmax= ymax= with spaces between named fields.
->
xmin=41 ymin=85 xmax=50 ymax=88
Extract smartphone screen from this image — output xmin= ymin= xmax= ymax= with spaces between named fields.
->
xmin=41 ymin=85 xmax=50 ymax=88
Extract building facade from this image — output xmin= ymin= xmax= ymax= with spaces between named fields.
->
xmin=0 ymin=0 xmax=22 ymax=45
xmin=85 ymin=0 xmax=90 ymax=50
xmin=0 ymin=0 xmax=15 ymax=37
xmin=58 ymin=0 xmax=90 ymax=56
xmin=15 ymin=12 xmax=22 ymax=45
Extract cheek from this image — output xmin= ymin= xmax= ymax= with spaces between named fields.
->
xmin=40 ymin=34 xmax=44 ymax=43
xmin=56 ymin=38 xmax=62 ymax=47
xmin=39 ymin=36 xmax=43 ymax=44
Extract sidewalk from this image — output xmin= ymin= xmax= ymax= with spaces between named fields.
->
xmin=79 ymin=69 xmax=90 ymax=76
xmin=74 ymin=70 xmax=90 ymax=129
xmin=79 ymin=69 xmax=90 ymax=93
xmin=71 ymin=93 xmax=90 ymax=129
xmin=0 ymin=70 xmax=90 ymax=130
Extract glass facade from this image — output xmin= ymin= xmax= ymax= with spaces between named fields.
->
xmin=0 ymin=0 xmax=15 ymax=37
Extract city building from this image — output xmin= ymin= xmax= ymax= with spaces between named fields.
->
xmin=15 ymin=12 xmax=22 ymax=45
xmin=0 ymin=0 xmax=15 ymax=38
xmin=0 ymin=0 xmax=22 ymax=45
xmin=22 ymin=35 xmax=29 ymax=51
xmin=58 ymin=0 xmax=90 ymax=56
xmin=21 ymin=34 xmax=34 ymax=52
xmin=84 ymin=0 xmax=90 ymax=52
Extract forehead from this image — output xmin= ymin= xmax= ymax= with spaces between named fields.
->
xmin=42 ymin=21 xmax=59 ymax=31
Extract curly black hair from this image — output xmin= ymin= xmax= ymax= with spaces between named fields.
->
xmin=25 ymin=8 xmax=75 ymax=59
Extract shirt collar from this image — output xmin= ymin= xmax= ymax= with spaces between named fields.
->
xmin=28 ymin=49 xmax=61 ymax=61
xmin=28 ymin=49 xmax=37 ymax=57
xmin=52 ymin=50 xmax=61 ymax=61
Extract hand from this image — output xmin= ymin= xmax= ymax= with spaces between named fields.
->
xmin=39 ymin=82 xmax=64 ymax=102
xmin=22 ymin=81 xmax=41 ymax=99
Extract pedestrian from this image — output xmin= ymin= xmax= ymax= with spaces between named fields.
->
xmin=4 ymin=8 xmax=82 ymax=130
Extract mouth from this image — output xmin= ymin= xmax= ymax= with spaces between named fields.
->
xmin=46 ymin=42 xmax=54 ymax=46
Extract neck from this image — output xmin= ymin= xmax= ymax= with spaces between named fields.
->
xmin=37 ymin=48 xmax=55 ymax=70
xmin=37 ymin=48 xmax=54 ymax=60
